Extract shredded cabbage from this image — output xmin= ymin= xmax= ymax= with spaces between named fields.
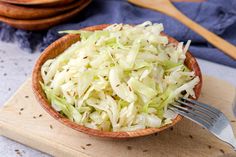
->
xmin=41 ymin=21 xmax=199 ymax=131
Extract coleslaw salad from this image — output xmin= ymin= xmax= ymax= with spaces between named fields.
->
xmin=40 ymin=21 xmax=199 ymax=132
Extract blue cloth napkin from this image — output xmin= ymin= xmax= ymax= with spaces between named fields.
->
xmin=0 ymin=0 xmax=236 ymax=68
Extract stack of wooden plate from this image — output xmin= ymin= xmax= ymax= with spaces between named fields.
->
xmin=0 ymin=0 xmax=92 ymax=31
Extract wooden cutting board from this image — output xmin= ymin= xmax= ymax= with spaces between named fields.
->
xmin=0 ymin=76 xmax=236 ymax=157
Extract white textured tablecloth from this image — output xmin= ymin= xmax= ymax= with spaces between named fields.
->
xmin=0 ymin=41 xmax=235 ymax=157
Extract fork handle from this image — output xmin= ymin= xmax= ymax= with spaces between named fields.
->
xmin=231 ymin=138 xmax=236 ymax=151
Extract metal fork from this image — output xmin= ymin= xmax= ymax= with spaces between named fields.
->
xmin=169 ymin=97 xmax=236 ymax=150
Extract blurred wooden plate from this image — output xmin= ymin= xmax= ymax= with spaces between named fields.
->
xmin=0 ymin=0 xmax=88 ymax=20
xmin=0 ymin=0 xmax=91 ymax=31
xmin=0 ymin=0 xmax=74 ymax=5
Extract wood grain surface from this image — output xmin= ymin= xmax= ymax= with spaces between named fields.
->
xmin=31 ymin=24 xmax=202 ymax=138
xmin=0 ymin=0 xmax=88 ymax=20
xmin=0 ymin=0 xmax=91 ymax=30
xmin=0 ymin=76 xmax=235 ymax=157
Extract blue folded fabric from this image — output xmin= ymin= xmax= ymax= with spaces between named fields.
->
xmin=0 ymin=0 xmax=236 ymax=68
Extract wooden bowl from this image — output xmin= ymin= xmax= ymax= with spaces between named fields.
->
xmin=0 ymin=0 xmax=74 ymax=6
xmin=0 ymin=0 xmax=88 ymax=20
xmin=0 ymin=0 xmax=91 ymax=31
xmin=32 ymin=24 xmax=202 ymax=138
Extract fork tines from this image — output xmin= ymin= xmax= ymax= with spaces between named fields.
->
xmin=169 ymin=97 xmax=236 ymax=150
xmin=169 ymin=98 xmax=222 ymax=129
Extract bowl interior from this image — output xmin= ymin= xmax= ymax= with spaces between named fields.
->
xmin=32 ymin=24 xmax=202 ymax=138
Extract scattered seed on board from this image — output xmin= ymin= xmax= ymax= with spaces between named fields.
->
xmin=81 ymin=146 xmax=86 ymax=150
xmin=220 ymin=149 xmax=225 ymax=154
xmin=50 ymin=125 xmax=53 ymax=129
xmin=143 ymin=150 xmax=148 ymax=152
xmin=86 ymin=144 xmax=92 ymax=146
xmin=127 ymin=146 xmax=132 ymax=150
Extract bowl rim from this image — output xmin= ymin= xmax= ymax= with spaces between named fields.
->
xmin=32 ymin=24 xmax=202 ymax=138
